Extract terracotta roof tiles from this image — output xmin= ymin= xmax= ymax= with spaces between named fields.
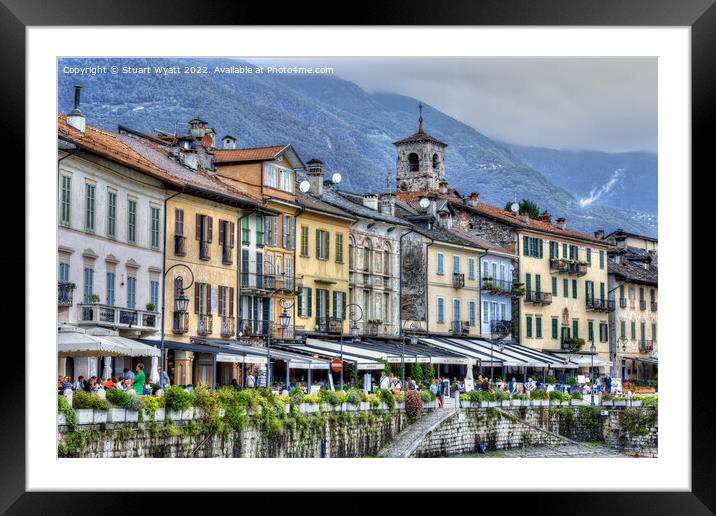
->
xmin=212 ymin=145 xmax=289 ymax=163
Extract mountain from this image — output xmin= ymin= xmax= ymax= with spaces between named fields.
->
xmin=503 ymin=144 xmax=657 ymax=216
xmin=58 ymin=57 xmax=656 ymax=237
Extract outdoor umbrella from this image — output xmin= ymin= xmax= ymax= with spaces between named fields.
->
xmin=149 ymin=355 xmax=159 ymax=383
xmin=102 ymin=356 xmax=112 ymax=380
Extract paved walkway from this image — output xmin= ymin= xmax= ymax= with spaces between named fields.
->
xmin=378 ymin=408 xmax=458 ymax=458
xmin=453 ymin=443 xmax=630 ymax=458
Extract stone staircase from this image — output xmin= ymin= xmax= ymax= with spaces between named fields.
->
xmin=378 ymin=408 xmax=459 ymax=458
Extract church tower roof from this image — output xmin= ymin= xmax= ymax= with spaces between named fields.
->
xmin=392 ymin=102 xmax=447 ymax=147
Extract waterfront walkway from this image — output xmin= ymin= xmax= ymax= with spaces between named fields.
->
xmin=378 ymin=408 xmax=458 ymax=458
xmin=454 ymin=443 xmax=630 ymax=458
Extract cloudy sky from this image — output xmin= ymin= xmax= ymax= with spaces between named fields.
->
xmin=254 ymin=57 xmax=657 ymax=153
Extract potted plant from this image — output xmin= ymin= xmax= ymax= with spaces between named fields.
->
xmin=601 ymin=393 xmax=614 ymax=407
xmin=145 ymin=302 xmax=156 ymax=312
xmin=630 ymin=394 xmax=643 ymax=407
xmin=494 ymin=389 xmax=510 ymax=407
xmin=125 ymin=393 xmax=141 ymax=422
xmin=106 ymin=388 xmax=131 ymax=423
xmin=569 ymin=391 xmax=585 ymax=405
xmin=90 ymin=293 xmax=100 ymax=303
xmin=72 ymin=391 xmax=98 ymax=425
xmin=164 ymin=385 xmax=195 ymax=420
xmin=613 ymin=396 xmax=627 ymax=407
xmin=549 ymin=390 xmax=567 ymax=406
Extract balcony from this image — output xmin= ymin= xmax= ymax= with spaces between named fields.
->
xmin=221 ymin=245 xmax=233 ymax=265
xmin=240 ymin=272 xmax=301 ymax=294
xmin=220 ymin=316 xmax=235 ymax=337
xmin=58 ymin=282 xmax=75 ymax=306
xmin=560 ymin=336 xmax=585 ymax=351
xmin=619 ymin=298 xmax=627 ymax=308
xmin=360 ymin=321 xmax=397 ymax=337
xmin=639 ymin=300 xmax=647 ymax=311
xmin=651 ymin=301 xmax=658 ymax=312
xmin=199 ymin=240 xmax=210 ymax=261
xmin=197 ymin=314 xmax=213 ymax=336
xmin=78 ymin=303 xmax=160 ymax=333
xmin=451 ymin=320 xmax=471 ymax=336
xmin=315 ymin=317 xmax=343 ymax=334
xmin=549 ymin=257 xmax=569 ymax=273
xmin=490 ymin=319 xmax=512 ymax=336
xmin=639 ymin=339 xmax=654 ymax=354
xmin=173 ymin=312 xmax=189 ymax=334
xmin=481 ymin=278 xmax=513 ymax=296
xmin=524 ymin=291 xmax=552 ymax=305
xmin=586 ymin=298 xmax=615 ymax=312
xmin=452 ymin=273 xmax=465 ymax=289
xmin=237 ymin=318 xmax=294 ymax=340
xmin=174 ymin=235 xmax=186 ymax=256
xmin=568 ymin=262 xmax=588 ymax=276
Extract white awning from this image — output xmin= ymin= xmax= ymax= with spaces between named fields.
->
xmin=280 ymin=340 xmax=385 ymax=370
xmin=216 ymin=352 xmax=267 ymax=364
xmin=58 ymin=332 xmax=160 ymax=358
xmin=96 ymin=335 xmax=160 ymax=357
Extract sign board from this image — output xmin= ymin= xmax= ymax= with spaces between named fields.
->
xmin=464 ymin=377 xmax=474 ymax=392
xmin=330 ymin=358 xmax=342 ymax=372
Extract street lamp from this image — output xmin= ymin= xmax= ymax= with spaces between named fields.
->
xmin=160 ymin=263 xmax=195 ymax=378
xmin=343 ymin=303 xmax=363 ymax=389
xmin=265 ymin=296 xmax=293 ymax=389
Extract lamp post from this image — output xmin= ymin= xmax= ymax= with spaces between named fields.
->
xmin=589 ymin=338 xmax=596 ymax=405
xmin=619 ymin=336 xmax=628 ymax=381
xmin=343 ymin=303 xmax=363 ymax=389
xmin=160 ymin=263 xmax=195 ymax=380
xmin=261 ymin=259 xmax=294 ymax=390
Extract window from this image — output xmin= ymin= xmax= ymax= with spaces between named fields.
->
xmin=572 ymin=279 xmax=578 ymax=299
xmin=620 ymin=321 xmax=626 ymax=338
xmin=600 ymin=323 xmax=608 ymax=342
xmin=535 ymin=274 xmax=542 ymax=293
xmin=453 ymin=255 xmax=460 ymax=273
xmin=107 ymin=190 xmax=116 ymax=237
xmin=85 ymin=183 xmax=95 ymax=232
xmin=383 ymin=248 xmax=390 ymax=275
xmin=150 ymin=280 xmax=159 ymax=309
xmin=297 ymin=287 xmax=307 ymax=318
xmin=552 ymin=318 xmax=559 ymax=339
xmin=437 ymin=298 xmax=444 ymax=324
xmin=316 ymin=230 xmax=330 ymax=260
xmin=562 ymin=243 xmax=568 ymax=258
xmin=408 ymin=153 xmax=419 ymax=171
xmin=631 ymin=321 xmax=636 ymax=340
xmin=563 ymin=279 xmax=569 ymax=298
xmin=482 ymin=301 xmax=489 ymax=323
xmin=349 ymin=239 xmax=355 ymax=269
xmin=569 ymin=245 xmax=578 ymax=260
xmin=150 ymin=206 xmax=161 ymax=248
xmin=264 ymin=163 xmax=279 ymax=189
xmin=127 ymin=276 xmax=136 ymax=309
xmin=382 ymin=292 xmax=389 ymax=321
xmin=241 ymin=215 xmax=250 ymax=243
xmin=106 ymin=272 xmax=115 ymax=306
xmin=59 ymin=262 xmax=70 ymax=283
xmin=336 ymin=233 xmax=344 ymax=263
xmin=599 ymin=250 xmax=605 ymax=269
xmin=652 ymin=323 xmax=657 ymax=341
xmin=586 ymin=248 xmax=592 ymax=266
xmin=551 ymin=277 xmax=558 ymax=296
xmin=522 ymin=236 xmax=544 ymax=258
xmin=549 ymin=241 xmax=559 ymax=258
xmin=282 ymin=215 xmax=295 ymax=249
xmin=61 ymin=175 xmax=71 ymax=225
xmin=453 ymin=299 xmax=460 ymax=322
xmin=588 ymin=321 xmax=594 ymax=342
xmin=300 ymin=226 xmax=309 ymax=256
xmin=285 ymin=257 xmax=292 ymax=290
xmin=468 ymin=258 xmax=475 ymax=280
xmin=175 ymin=208 xmax=184 ymax=236
xmin=83 ymin=267 xmax=94 ymax=303
xmin=280 ymin=168 xmax=294 ymax=193
xmin=469 ymin=301 xmax=476 ymax=326
xmin=600 ymin=282 xmax=605 ymax=302
xmin=535 ymin=317 xmax=542 ymax=338
xmin=256 ymin=215 xmax=264 ymax=246
xmin=437 ymin=253 xmax=444 ymax=275
xmin=526 ymin=316 xmax=533 ymax=338
xmin=127 ymin=199 xmax=137 ymax=243
xmin=572 ymin=320 xmax=579 ymax=339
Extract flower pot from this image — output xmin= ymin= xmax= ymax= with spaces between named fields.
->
xmin=359 ymin=402 xmax=370 ymax=411
xmin=601 ymin=400 xmax=613 ymax=407
xmin=630 ymin=400 xmax=642 ymax=407
xmin=75 ymin=409 xmax=93 ymax=425
xmin=107 ymin=408 xmax=127 ymax=423
xmin=510 ymin=400 xmax=521 ymax=407
xmin=614 ymin=400 xmax=627 ymax=407
xmin=125 ymin=410 xmax=139 ymax=422
xmin=93 ymin=410 xmax=108 ymax=424
xmin=183 ymin=407 xmax=195 ymax=420
xmin=57 ymin=413 xmax=67 ymax=426
xmin=167 ymin=409 xmax=183 ymax=421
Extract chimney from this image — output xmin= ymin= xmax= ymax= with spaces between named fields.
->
xmin=67 ymin=85 xmax=86 ymax=133
xmin=221 ymin=135 xmax=236 ymax=150
xmin=555 ymin=217 xmax=566 ymax=229
xmin=438 ymin=180 xmax=449 ymax=194
xmin=363 ymin=193 xmax=379 ymax=211
xmin=520 ymin=212 xmax=530 ymax=224
xmin=306 ymin=159 xmax=324 ymax=196
xmin=379 ymin=193 xmax=395 ymax=216
xmin=466 ymin=192 xmax=479 ymax=208
xmin=537 ymin=214 xmax=552 ymax=224
xmin=594 ymin=229 xmax=605 ymax=240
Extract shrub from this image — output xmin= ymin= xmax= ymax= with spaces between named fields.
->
xmin=346 ymin=390 xmax=362 ymax=406
xmin=570 ymin=391 xmax=583 ymax=400
xmin=395 ymin=392 xmax=406 ymax=403
xmin=288 ymin=388 xmax=304 ymax=405
xmin=140 ymin=395 xmax=164 ymax=417
xmin=106 ymin=388 xmax=131 ymax=408
xmin=601 ymin=393 xmax=614 ymax=401
xmin=164 ymin=385 xmax=194 ymax=411
xmin=530 ymin=389 xmax=549 ymax=400
xmin=566 ymin=377 xmax=578 ymax=386
xmin=58 ymin=394 xmax=77 ymax=426
xmin=423 ymin=363 xmax=435 ymax=386
xmin=72 ymin=390 xmax=111 ymax=410
xmin=641 ymin=396 xmax=658 ymax=407
xmin=412 ymin=362 xmax=423 ymax=385
xmin=376 ymin=388 xmax=396 ymax=410
xmin=513 ymin=393 xmax=529 ymax=400
xmin=545 ymin=375 xmax=558 ymax=385
xmin=335 ymin=391 xmax=348 ymax=404
xmin=127 ymin=392 xmax=142 ymax=411
xmin=193 ymin=384 xmax=218 ymax=418
xmin=405 ymin=390 xmax=423 ymax=421
xmin=302 ymin=394 xmax=320 ymax=404
xmin=325 ymin=391 xmax=341 ymax=406
xmin=494 ymin=389 xmax=510 ymax=401
xmin=420 ymin=390 xmax=436 ymax=403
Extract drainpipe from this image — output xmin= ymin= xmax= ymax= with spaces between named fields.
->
xmin=160 ymin=189 xmax=184 ymax=374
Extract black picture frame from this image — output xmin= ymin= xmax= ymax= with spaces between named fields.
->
xmin=2 ymin=0 xmax=709 ymax=512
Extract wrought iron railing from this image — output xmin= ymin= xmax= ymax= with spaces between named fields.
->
xmin=58 ymin=282 xmax=75 ymax=306
xmin=173 ymin=312 xmax=189 ymax=333
xmin=78 ymin=303 xmax=159 ymax=331
xmin=199 ymin=240 xmax=210 ymax=260
xmin=586 ymin=298 xmax=615 ymax=312
xmin=197 ymin=314 xmax=213 ymax=336
xmin=452 ymin=273 xmax=465 ymax=288
xmin=451 ymin=320 xmax=470 ymax=335
xmin=524 ymin=291 xmax=552 ymax=304
xmin=359 ymin=321 xmax=398 ymax=337
xmin=480 ymin=278 xmax=513 ymax=295
xmin=568 ymin=262 xmax=588 ymax=276
xmin=639 ymin=300 xmax=647 ymax=311
xmin=490 ymin=320 xmax=512 ymax=335
xmin=650 ymin=301 xmax=657 ymax=312
xmin=315 ymin=317 xmax=344 ymax=334
xmin=549 ymin=258 xmax=569 ymax=273
xmin=174 ymin=235 xmax=186 ymax=256
xmin=239 ymin=272 xmax=301 ymax=294
xmin=220 ymin=315 xmax=235 ymax=337
xmin=639 ymin=339 xmax=654 ymax=353
xmin=619 ymin=298 xmax=627 ymax=308
xmin=222 ymin=246 xmax=233 ymax=265
xmin=237 ymin=318 xmax=294 ymax=339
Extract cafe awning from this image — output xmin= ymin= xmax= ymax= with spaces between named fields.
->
xmin=58 ymin=330 xmax=160 ymax=358
xmin=546 ymin=350 xmax=611 ymax=368
xmin=276 ymin=339 xmax=385 ymax=370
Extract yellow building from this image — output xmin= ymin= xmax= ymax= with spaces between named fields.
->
xmin=294 ymin=161 xmax=356 ymax=334
xmin=517 ymin=222 xmax=612 ymax=367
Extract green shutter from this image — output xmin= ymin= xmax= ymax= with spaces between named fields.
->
xmin=325 ymin=232 xmax=330 ymax=260
xmin=536 ymin=317 xmax=542 ymax=338
xmin=307 ymin=288 xmax=312 ymax=317
xmin=587 ymin=248 xmax=591 ymax=266
xmin=525 ymin=273 xmax=531 ymax=292
xmin=539 ymin=239 xmax=543 ymax=258
xmin=332 ymin=291 xmax=338 ymax=319
xmin=342 ymin=292 xmax=347 ymax=320
xmin=316 ymin=229 xmax=321 ymax=258
xmin=572 ymin=279 xmax=577 ymax=299
xmin=552 ymin=318 xmax=558 ymax=338
xmin=588 ymin=321 xmax=594 ymax=341
xmin=563 ymin=279 xmax=569 ymax=298
xmin=552 ymin=277 xmax=557 ymax=296
xmin=535 ymin=274 xmax=541 ymax=293
xmin=572 ymin=320 xmax=579 ymax=339
xmin=600 ymin=282 xmax=605 ymax=301
xmin=526 ymin=316 xmax=532 ymax=337
xmin=523 ymin=236 xmax=529 ymax=256
xmin=600 ymin=250 xmax=605 ymax=269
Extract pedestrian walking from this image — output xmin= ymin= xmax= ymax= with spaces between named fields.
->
xmin=246 ymin=370 xmax=256 ymax=388
xmin=436 ymin=377 xmax=444 ymax=408
xmin=509 ymin=377 xmax=518 ymax=395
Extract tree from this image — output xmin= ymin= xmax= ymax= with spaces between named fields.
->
xmin=383 ymin=359 xmax=392 ymax=376
xmin=423 ymin=362 xmax=435 ymax=386
xmin=412 ymin=362 xmax=424 ymax=385
xmin=504 ymin=199 xmax=545 ymax=220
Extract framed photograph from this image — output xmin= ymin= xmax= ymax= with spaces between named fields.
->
xmin=5 ymin=0 xmax=709 ymax=510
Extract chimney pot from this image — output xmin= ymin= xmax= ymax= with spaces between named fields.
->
xmin=555 ymin=217 xmax=566 ymax=229
xmin=467 ymin=192 xmax=480 ymax=207
xmin=306 ymin=158 xmax=324 ymax=196
xmin=67 ymin=85 xmax=86 ymax=133
xmin=362 ymin=193 xmax=379 ymax=211
xmin=439 ymin=180 xmax=449 ymax=194
xmin=520 ymin=212 xmax=530 ymax=223
xmin=594 ymin=229 xmax=605 ymax=239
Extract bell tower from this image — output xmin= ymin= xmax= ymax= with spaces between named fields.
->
xmin=393 ymin=102 xmax=447 ymax=192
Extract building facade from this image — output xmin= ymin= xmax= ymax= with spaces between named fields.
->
xmin=58 ymin=113 xmax=167 ymax=380
xmin=479 ymin=248 xmax=517 ymax=339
